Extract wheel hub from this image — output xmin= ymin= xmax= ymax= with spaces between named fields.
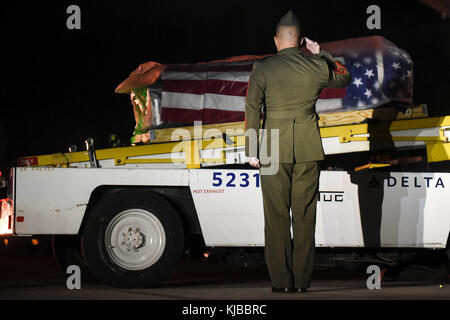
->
xmin=123 ymin=227 xmax=144 ymax=250
xmin=104 ymin=209 xmax=166 ymax=271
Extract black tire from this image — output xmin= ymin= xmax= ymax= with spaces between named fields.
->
xmin=82 ymin=189 xmax=184 ymax=288
xmin=446 ymin=233 xmax=450 ymax=263
xmin=445 ymin=234 xmax=450 ymax=276
xmin=51 ymin=235 xmax=98 ymax=283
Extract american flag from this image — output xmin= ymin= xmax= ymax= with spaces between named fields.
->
xmin=156 ymin=36 xmax=413 ymax=124
xmin=161 ymin=59 xmax=255 ymax=124
xmin=320 ymin=38 xmax=413 ymax=113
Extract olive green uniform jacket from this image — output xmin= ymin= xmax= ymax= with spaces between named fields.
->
xmin=245 ymin=48 xmax=351 ymax=163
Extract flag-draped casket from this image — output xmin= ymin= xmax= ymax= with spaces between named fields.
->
xmin=115 ymin=36 xmax=414 ymax=143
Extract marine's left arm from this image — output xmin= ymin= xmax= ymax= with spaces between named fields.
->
xmin=318 ymin=49 xmax=352 ymax=88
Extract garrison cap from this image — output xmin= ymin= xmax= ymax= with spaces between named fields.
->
xmin=277 ymin=10 xmax=300 ymax=29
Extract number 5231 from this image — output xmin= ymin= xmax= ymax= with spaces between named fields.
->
xmin=212 ymin=172 xmax=260 ymax=188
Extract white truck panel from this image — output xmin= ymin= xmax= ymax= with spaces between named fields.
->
xmin=189 ymin=169 xmax=265 ymax=246
xmin=14 ymin=167 xmax=189 ymax=235
xmin=316 ymin=171 xmax=365 ymax=247
xmin=380 ymin=172 xmax=450 ymax=248
xmin=189 ymin=170 xmax=365 ymax=247
xmin=189 ymin=169 xmax=450 ymax=248
xmin=12 ymin=166 xmax=450 ymax=248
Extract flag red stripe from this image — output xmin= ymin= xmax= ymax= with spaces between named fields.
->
xmin=319 ymin=87 xmax=346 ymax=99
xmin=161 ymin=107 xmax=245 ymax=124
xmin=163 ymin=79 xmax=248 ymax=96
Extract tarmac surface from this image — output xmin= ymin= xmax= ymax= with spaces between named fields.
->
xmin=0 ymin=252 xmax=449 ymax=300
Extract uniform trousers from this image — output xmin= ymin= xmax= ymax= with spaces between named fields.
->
xmin=260 ymin=161 xmax=320 ymax=289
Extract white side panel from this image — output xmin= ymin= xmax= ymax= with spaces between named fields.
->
xmin=381 ymin=172 xmax=450 ymax=248
xmin=189 ymin=169 xmax=265 ymax=246
xmin=15 ymin=167 xmax=188 ymax=235
xmin=316 ymin=172 xmax=364 ymax=247
xmin=190 ymin=169 xmax=450 ymax=248
xmin=189 ymin=169 xmax=365 ymax=247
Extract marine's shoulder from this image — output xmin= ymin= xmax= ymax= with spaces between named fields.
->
xmin=308 ymin=53 xmax=325 ymax=61
xmin=299 ymin=51 xmax=326 ymax=63
xmin=304 ymin=53 xmax=329 ymax=69
xmin=249 ymin=56 xmax=278 ymax=76
xmin=253 ymin=55 xmax=286 ymax=71
xmin=253 ymin=55 xmax=278 ymax=67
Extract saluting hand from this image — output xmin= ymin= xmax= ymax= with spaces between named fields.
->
xmin=249 ymin=157 xmax=260 ymax=168
xmin=304 ymin=37 xmax=320 ymax=55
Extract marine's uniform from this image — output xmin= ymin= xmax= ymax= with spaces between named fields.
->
xmin=245 ymin=44 xmax=351 ymax=289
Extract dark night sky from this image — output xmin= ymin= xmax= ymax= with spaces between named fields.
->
xmin=1 ymin=0 xmax=449 ymax=166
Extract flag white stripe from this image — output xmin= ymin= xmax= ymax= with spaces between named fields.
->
xmin=207 ymin=72 xmax=250 ymax=82
xmin=162 ymin=92 xmax=203 ymax=110
xmin=162 ymin=72 xmax=205 ymax=81
xmin=162 ymin=94 xmax=346 ymax=114
xmin=315 ymin=99 xmax=344 ymax=112
xmin=204 ymin=93 xmax=245 ymax=111
xmin=162 ymin=92 xmax=245 ymax=112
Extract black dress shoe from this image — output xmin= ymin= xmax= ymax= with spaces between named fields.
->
xmin=272 ymin=287 xmax=294 ymax=293
xmin=295 ymin=288 xmax=308 ymax=293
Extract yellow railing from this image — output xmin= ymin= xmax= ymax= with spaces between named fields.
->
xmin=17 ymin=115 xmax=450 ymax=168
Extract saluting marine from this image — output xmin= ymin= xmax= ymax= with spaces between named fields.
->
xmin=245 ymin=10 xmax=351 ymax=293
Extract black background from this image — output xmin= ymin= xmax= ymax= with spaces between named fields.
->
xmin=1 ymin=0 xmax=449 ymax=166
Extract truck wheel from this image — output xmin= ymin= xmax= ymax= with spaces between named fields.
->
xmin=446 ymin=234 xmax=450 ymax=262
xmin=446 ymin=235 xmax=450 ymax=275
xmin=82 ymin=189 xmax=184 ymax=288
